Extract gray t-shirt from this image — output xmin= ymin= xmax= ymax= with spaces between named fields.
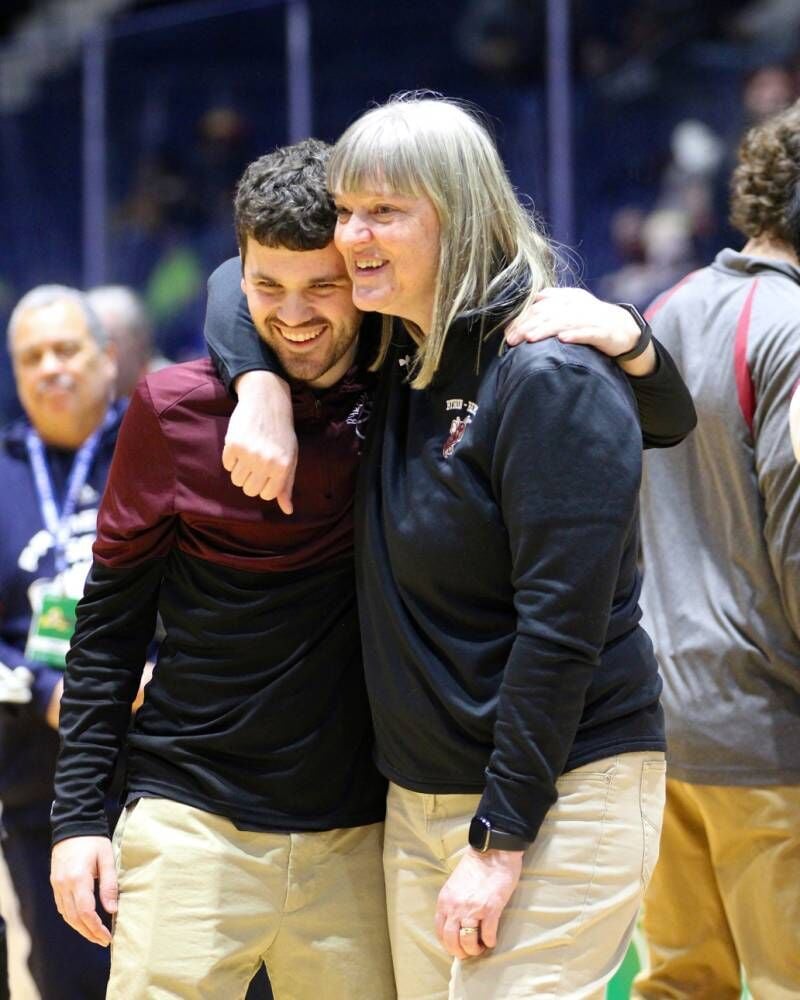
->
xmin=640 ymin=248 xmax=800 ymax=785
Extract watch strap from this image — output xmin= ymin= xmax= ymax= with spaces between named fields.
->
xmin=484 ymin=828 xmax=529 ymax=851
xmin=614 ymin=302 xmax=652 ymax=362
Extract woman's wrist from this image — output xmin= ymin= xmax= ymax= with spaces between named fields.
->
xmin=613 ymin=304 xmax=657 ymax=376
xmin=234 ymin=369 xmax=290 ymax=401
xmin=617 ymin=340 xmax=658 ymax=377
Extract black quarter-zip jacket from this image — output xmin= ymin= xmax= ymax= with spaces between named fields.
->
xmin=356 ymin=323 xmax=665 ymax=842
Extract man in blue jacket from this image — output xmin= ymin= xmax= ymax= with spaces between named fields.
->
xmin=0 ymin=284 xmax=120 ymax=1000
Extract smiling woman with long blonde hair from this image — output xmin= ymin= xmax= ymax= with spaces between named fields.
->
xmin=324 ymin=93 xmax=668 ymax=999
xmin=203 ymin=92 xmax=696 ymax=1000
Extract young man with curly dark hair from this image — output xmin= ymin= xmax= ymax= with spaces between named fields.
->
xmin=47 ymin=140 xmax=395 ymax=1000
xmin=633 ymin=102 xmax=800 ymax=1000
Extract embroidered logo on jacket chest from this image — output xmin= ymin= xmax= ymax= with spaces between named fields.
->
xmin=345 ymin=392 xmax=373 ymax=441
xmin=443 ymin=398 xmax=479 ymax=458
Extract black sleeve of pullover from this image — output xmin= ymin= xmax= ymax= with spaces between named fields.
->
xmin=204 ymin=257 xmax=283 ymax=392
xmin=51 ymin=561 xmax=163 ymax=843
xmin=479 ymin=359 xmax=643 ymax=842
xmin=625 ymin=336 xmax=697 ymax=448
xmin=51 ymin=388 xmax=175 ymax=844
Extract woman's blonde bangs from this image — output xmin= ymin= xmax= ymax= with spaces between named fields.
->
xmin=328 ymin=113 xmax=426 ymax=199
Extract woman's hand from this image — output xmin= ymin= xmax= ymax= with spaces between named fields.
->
xmin=505 ymin=287 xmax=657 ymax=376
xmin=223 ymin=371 xmax=298 ymax=514
xmin=434 ymin=847 xmax=523 ymax=959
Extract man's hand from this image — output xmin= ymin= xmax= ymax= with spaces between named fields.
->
xmin=223 ymin=371 xmax=298 ymax=514
xmin=505 ymin=287 xmax=657 ymax=376
xmin=51 ymin=836 xmax=116 ymax=947
xmin=435 ymin=848 xmax=523 ymax=960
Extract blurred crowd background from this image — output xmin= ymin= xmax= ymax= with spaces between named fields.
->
xmin=1 ymin=0 xmax=799 ymax=420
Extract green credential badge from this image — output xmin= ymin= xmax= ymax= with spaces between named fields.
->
xmin=25 ymin=591 xmax=78 ymax=669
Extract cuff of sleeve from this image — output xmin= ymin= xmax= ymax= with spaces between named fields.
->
xmin=51 ymin=817 xmax=111 ymax=847
xmin=476 ymin=770 xmax=557 ymax=844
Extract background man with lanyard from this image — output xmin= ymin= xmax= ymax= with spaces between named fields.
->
xmin=0 ymin=285 xmax=121 ymax=1000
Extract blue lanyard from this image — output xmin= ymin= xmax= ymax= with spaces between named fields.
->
xmin=25 ymin=409 xmax=114 ymax=576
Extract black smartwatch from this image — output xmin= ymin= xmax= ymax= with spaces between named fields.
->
xmin=468 ymin=815 xmax=529 ymax=853
xmin=614 ymin=303 xmax=652 ymax=362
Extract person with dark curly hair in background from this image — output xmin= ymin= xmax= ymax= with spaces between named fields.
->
xmin=632 ymin=101 xmax=800 ymax=1000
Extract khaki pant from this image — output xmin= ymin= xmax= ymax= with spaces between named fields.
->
xmin=633 ymin=779 xmax=800 ymax=1000
xmin=107 ymin=797 xmax=396 ymax=1000
xmin=384 ymin=752 xmax=666 ymax=1000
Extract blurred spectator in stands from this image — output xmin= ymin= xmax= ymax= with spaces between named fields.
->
xmin=741 ymin=63 xmax=796 ymax=124
xmin=456 ymin=0 xmax=545 ymax=84
xmin=87 ymin=285 xmax=167 ymax=398
xmin=118 ymin=147 xmax=204 ymax=240
xmin=710 ymin=62 xmax=800 ymax=253
xmin=110 ymin=149 xmax=205 ymax=360
xmin=633 ymin=98 xmax=800 ymax=1000
xmin=109 ymin=105 xmax=253 ymax=365
xmin=609 ymin=205 xmax=647 ymax=267
xmin=455 ymin=0 xmax=750 ymax=93
xmin=662 ymin=120 xmax=725 ymax=230
xmin=191 ymin=105 xmax=254 ymax=311
xmin=193 ymin=105 xmax=253 ymax=230
xmin=598 ymin=207 xmax=697 ymax=309
xmin=728 ymin=0 xmax=800 ymax=54
xmin=0 ymin=285 xmax=122 ymax=1000
xmin=577 ymin=0 xmax=750 ymax=102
